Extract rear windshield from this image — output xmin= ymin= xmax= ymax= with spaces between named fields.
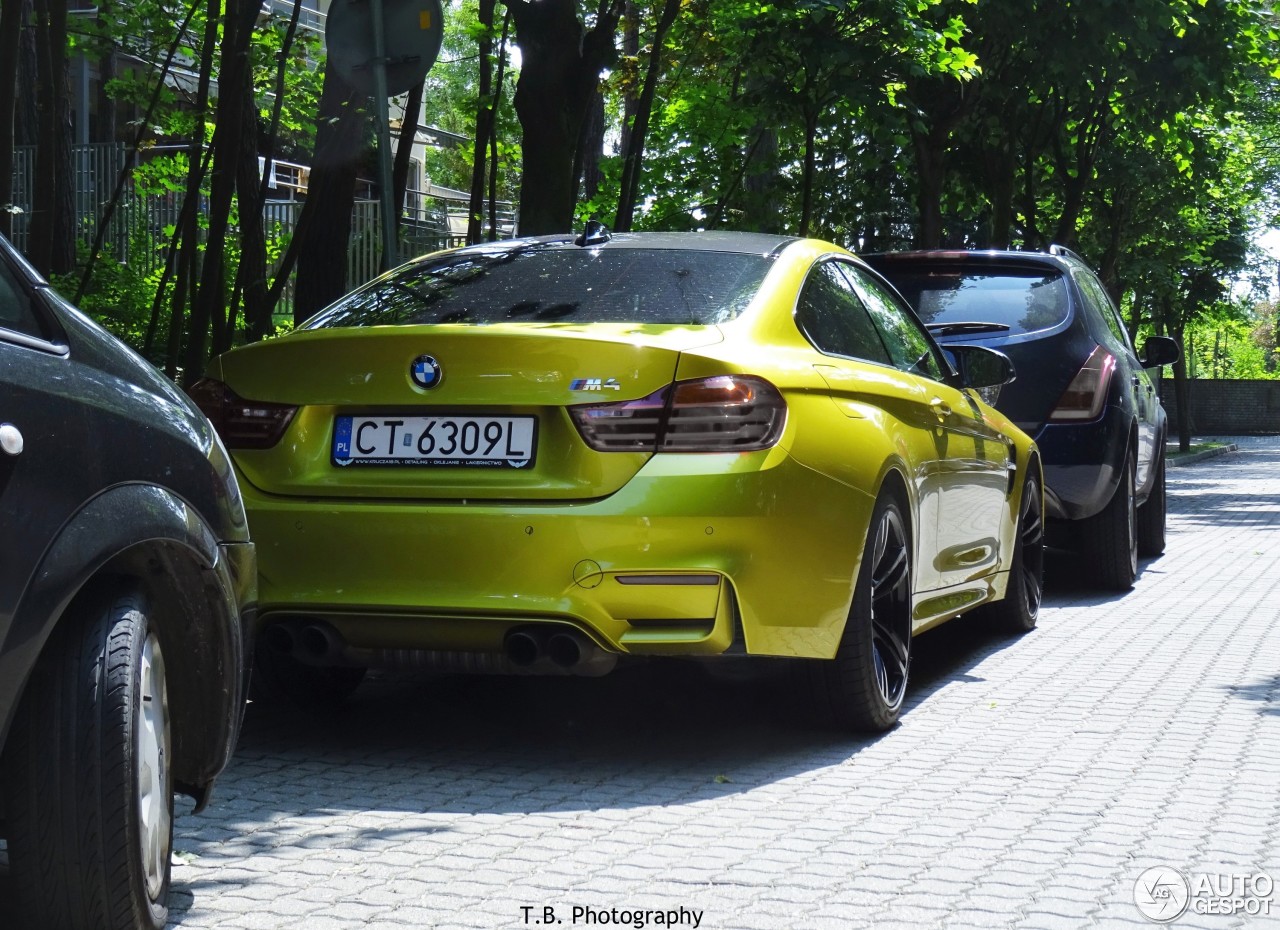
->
xmin=884 ymin=268 xmax=1070 ymax=336
xmin=304 ymin=245 xmax=774 ymax=329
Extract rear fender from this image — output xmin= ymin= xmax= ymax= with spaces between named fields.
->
xmin=0 ymin=483 xmax=250 ymax=807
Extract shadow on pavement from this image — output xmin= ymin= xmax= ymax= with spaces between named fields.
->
xmin=0 ymin=552 xmax=1130 ymax=915
xmin=1168 ymin=447 xmax=1280 ymax=530
xmin=231 ymin=626 xmax=974 ymax=800
xmin=1224 ymin=674 xmax=1280 ymax=716
xmin=187 ymin=605 xmax=1033 ymax=825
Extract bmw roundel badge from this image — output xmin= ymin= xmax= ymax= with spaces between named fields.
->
xmin=410 ymin=354 xmax=441 ymax=389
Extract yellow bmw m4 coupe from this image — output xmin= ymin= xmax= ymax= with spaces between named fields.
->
xmin=193 ymin=230 xmax=1042 ymax=731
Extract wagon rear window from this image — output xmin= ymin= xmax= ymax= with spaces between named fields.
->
xmin=886 ymin=268 xmax=1070 ymax=336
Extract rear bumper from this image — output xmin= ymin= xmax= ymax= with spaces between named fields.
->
xmin=242 ymin=448 xmax=874 ymax=661
xmin=1034 ymin=407 xmax=1129 ymax=521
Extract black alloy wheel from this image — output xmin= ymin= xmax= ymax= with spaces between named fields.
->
xmin=807 ymin=492 xmax=913 ymax=732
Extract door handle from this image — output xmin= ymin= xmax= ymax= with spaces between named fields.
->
xmin=930 ymin=397 xmax=952 ymax=420
xmin=0 ymin=422 xmax=22 ymax=456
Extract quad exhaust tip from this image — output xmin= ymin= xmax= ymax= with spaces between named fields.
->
xmin=503 ymin=626 xmax=617 ymax=677
xmin=261 ymin=620 xmax=618 ymax=677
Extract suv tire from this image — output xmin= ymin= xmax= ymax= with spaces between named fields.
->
xmin=1083 ymin=453 xmax=1138 ymax=590
xmin=1 ymin=582 xmax=172 ymax=930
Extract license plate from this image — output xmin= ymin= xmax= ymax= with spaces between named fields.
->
xmin=333 ymin=415 xmax=536 ymax=468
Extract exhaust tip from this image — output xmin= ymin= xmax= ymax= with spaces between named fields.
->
xmin=547 ymin=632 xmax=583 ymax=669
xmin=505 ymin=630 xmax=542 ymax=667
xmin=301 ymin=624 xmax=336 ymax=660
xmin=264 ymin=623 xmax=296 ymax=655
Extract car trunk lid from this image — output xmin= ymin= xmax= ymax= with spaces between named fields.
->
xmin=215 ymin=324 xmax=723 ymax=501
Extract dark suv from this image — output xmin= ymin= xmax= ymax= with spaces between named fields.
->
xmin=0 ymin=234 xmax=255 ymax=930
xmin=864 ymin=247 xmax=1178 ymax=590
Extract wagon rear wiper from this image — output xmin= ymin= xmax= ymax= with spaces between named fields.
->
xmin=925 ymin=321 xmax=1011 ymax=336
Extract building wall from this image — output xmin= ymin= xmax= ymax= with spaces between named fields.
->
xmin=1160 ymin=379 xmax=1280 ymax=434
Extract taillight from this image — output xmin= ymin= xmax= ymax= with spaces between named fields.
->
xmin=1049 ymin=345 xmax=1116 ymax=422
xmin=188 ymin=378 xmax=298 ymax=449
xmin=570 ymin=375 xmax=786 ymax=453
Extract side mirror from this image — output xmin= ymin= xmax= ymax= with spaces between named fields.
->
xmin=944 ymin=344 xmax=1017 ymax=390
xmin=1141 ymin=335 xmax=1180 ymax=368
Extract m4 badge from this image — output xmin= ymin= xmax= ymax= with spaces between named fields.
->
xmin=570 ymin=378 xmax=622 ymax=391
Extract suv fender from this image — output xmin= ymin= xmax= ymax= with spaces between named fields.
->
xmin=0 ymin=482 xmax=252 ymax=808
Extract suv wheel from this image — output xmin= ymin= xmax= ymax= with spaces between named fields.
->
xmin=982 ymin=469 xmax=1045 ymax=633
xmin=1 ymin=582 xmax=173 ymax=930
xmin=1137 ymin=450 xmax=1167 ymax=557
xmin=1082 ymin=453 xmax=1138 ymax=590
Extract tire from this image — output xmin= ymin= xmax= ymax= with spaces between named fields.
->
xmin=250 ymin=638 xmax=366 ymax=711
xmin=982 ymin=468 xmax=1045 ymax=634
xmin=1081 ymin=452 xmax=1138 ymax=590
xmin=806 ymin=493 xmax=913 ymax=732
xmin=1137 ymin=450 xmax=1167 ymax=557
xmin=0 ymin=582 xmax=173 ymax=930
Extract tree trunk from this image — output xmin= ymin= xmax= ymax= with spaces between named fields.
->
xmin=984 ymin=145 xmax=1015 ymax=249
xmin=575 ymin=88 xmax=604 ymax=212
xmin=617 ymin=0 xmax=638 ymax=164
xmin=503 ymin=0 xmax=623 ymax=234
xmin=184 ymin=0 xmax=259 ymax=382
xmin=798 ymin=110 xmax=818 ymax=237
xmin=50 ymin=30 xmax=74 ymax=273
xmin=28 ymin=0 xmax=74 ymax=274
xmin=293 ymin=69 xmax=367 ymax=324
xmin=165 ymin=0 xmax=220 ymax=378
xmin=1171 ymin=323 xmax=1192 ymax=453
xmin=230 ymin=68 xmax=268 ymax=348
xmin=466 ymin=0 xmax=495 ymax=244
xmin=0 ymin=0 xmax=22 ymax=239
xmin=1163 ymin=294 xmax=1192 ymax=452
xmin=253 ymin=0 xmax=304 ymax=325
xmin=720 ymin=127 xmax=772 ymax=231
xmin=911 ymin=124 xmax=946 ymax=249
xmin=393 ymin=81 xmax=424 ymax=235
xmin=613 ymin=0 xmax=679 ymax=232
xmin=15 ymin=0 xmax=37 ymax=147
xmin=1051 ymin=170 xmax=1088 ymax=249
xmin=487 ymin=10 xmax=512 ymax=240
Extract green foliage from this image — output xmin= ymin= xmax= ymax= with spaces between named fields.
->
xmin=1181 ymin=301 xmax=1280 ymax=379
xmin=420 ymin=0 xmax=521 ymax=203
xmin=618 ymin=0 xmax=968 ymax=237
xmin=33 ymin=0 xmax=1280 ymax=378
xmin=251 ymin=11 xmax=325 ymax=159
xmin=49 ymin=247 xmax=155 ymax=349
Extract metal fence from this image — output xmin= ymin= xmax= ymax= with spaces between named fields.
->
xmin=7 ymin=142 xmax=515 ymax=319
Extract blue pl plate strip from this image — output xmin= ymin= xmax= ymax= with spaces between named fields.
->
xmin=333 ymin=416 xmax=353 ymax=463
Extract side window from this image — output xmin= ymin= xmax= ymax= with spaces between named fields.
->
xmin=794 ymin=261 xmax=893 ymax=365
xmin=1075 ymin=268 xmax=1132 ymax=351
xmin=841 ymin=264 xmax=947 ymax=381
xmin=0 ymin=258 xmax=44 ymax=341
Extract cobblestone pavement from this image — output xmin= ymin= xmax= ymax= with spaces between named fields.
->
xmin=5 ymin=438 xmax=1280 ymax=929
